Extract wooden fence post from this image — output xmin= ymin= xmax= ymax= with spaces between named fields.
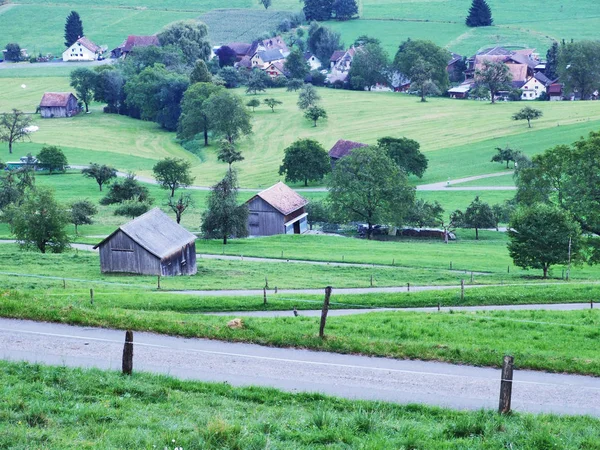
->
xmin=507 ymin=265 xmax=510 ymax=274
xmin=498 ymin=355 xmax=514 ymax=414
xmin=319 ymin=286 xmax=332 ymax=338
xmin=265 ymin=277 xmax=269 ymax=289
xmin=437 ymin=302 xmax=441 ymax=311
xmin=263 ymin=287 xmax=267 ymax=305
xmin=370 ymin=274 xmax=373 ymax=287
xmin=407 ymin=282 xmax=410 ymax=292
xmin=157 ymin=275 xmax=161 ymax=290
xmin=470 ymin=271 xmax=474 ymax=283
xmin=90 ymin=288 xmax=94 ymax=305
xmin=591 ymin=299 xmax=594 ymax=309
xmin=63 ymin=278 xmax=66 ymax=289
xmin=122 ymin=330 xmax=133 ymax=375
xmin=460 ymin=280 xmax=465 ymax=301
xmin=450 ymin=261 xmax=453 ymax=270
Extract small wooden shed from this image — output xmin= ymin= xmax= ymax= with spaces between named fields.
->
xmin=328 ymin=139 xmax=368 ymax=169
xmin=94 ymin=208 xmax=197 ymax=276
xmin=246 ymin=182 xmax=309 ymax=237
xmin=39 ymin=92 xmax=79 ymax=118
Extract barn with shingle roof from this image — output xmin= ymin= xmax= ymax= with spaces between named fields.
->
xmin=246 ymin=182 xmax=309 ymax=236
xmin=39 ymin=92 xmax=79 ymax=118
xmin=328 ymin=139 xmax=368 ymax=168
xmin=94 ymin=208 xmax=197 ymax=276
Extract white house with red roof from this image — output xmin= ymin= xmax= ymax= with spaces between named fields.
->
xmin=62 ymin=37 xmax=102 ymax=62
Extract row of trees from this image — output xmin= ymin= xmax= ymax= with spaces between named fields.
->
xmin=302 ymin=0 xmax=358 ymax=21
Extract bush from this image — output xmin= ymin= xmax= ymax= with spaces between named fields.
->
xmin=278 ymin=19 xmax=291 ymax=33
xmin=4 ymin=43 xmax=22 ymax=62
xmin=100 ymin=174 xmax=150 ymax=205
xmin=114 ymin=201 xmax=151 ymax=219
xmin=270 ymin=76 xmax=288 ymax=88
xmin=310 ymin=70 xmax=326 ymax=86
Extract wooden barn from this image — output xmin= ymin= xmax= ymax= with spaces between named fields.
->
xmin=246 ymin=182 xmax=309 ymax=237
xmin=93 ymin=208 xmax=197 ymax=276
xmin=328 ymin=139 xmax=368 ymax=168
xmin=39 ymin=92 xmax=79 ymax=118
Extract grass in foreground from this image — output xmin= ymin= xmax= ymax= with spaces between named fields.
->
xmin=3 ymin=290 xmax=600 ymax=376
xmin=3 ymin=361 xmax=599 ymax=449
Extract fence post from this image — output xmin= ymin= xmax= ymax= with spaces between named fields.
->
xmin=63 ymin=278 xmax=66 ymax=289
xmin=407 ymin=282 xmax=410 ymax=292
xmin=498 ymin=355 xmax=514 ymax=414
xmin=460 ymin=280 xmax=465 ymax=301
xmin=507 ymin=265 xmax=510 ymax=274
xmin=157 ymin=275 xmax=161 ymax=290
xmin=437 ymin=302 xmax=441 ymax=311
xmin=470 ymin=271 xmax=474 ymax=283
xmin=122 ymin=330 xmax=133 ymax=376
xmin=319 ymin=286 xmax=333 ymax=338
xmin=265 ymin=277 xmax=269 ymax=289
xmin=392 ymin=258 xmax=395 ymax=266
xmin=591 ymin=298 xmax=594 ymax=309
xmin=450 ymin=261 xmax=453 ymax=270
xmin=90 ymin=288 xmax=94 ymax=305
xmin=263 ymin=287 xmax=267 ymax=306
xmin=370 ymin=274 xmax=373 ymax=287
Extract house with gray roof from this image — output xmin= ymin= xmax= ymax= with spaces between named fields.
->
xmin=94 ymin=208 xmax=197 ymax=276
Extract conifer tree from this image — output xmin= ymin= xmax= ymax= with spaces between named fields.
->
xmin=545 ymin=42 xmax=559 ymax=80
xmin=465 ymin=0 xmax=493 ymax=27
xmin=64 ymin=11 xmax=84 ymax=48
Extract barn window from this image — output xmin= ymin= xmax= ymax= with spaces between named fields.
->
xmin=181 ymin=258 xmax=187 ymax=266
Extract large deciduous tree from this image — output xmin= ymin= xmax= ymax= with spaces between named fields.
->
xmin=204 ymin=90 xmax=252 ymax=143
xmin=491 ymin=145 xmax=521 ymax=169
xmin=297 ymin=84 xmax=321 ymax=109
xmin=93 ymin=67 xmax=126 ymax=114
xmin=215 ymin=46 xmax=238 ymax=68
xmin=6 ymin=188 xmax=70 ymax=253
xmin=64 ymin=11 xmax=84 ymax=48
xmin=178 ymin=82 xmax=223 ymax=146
xmin=0 ymin=109 xmax=32 ymax=154
xmin=409 ymin=58 xmax=441 ymax=102
xmin=245 ymin=69 xmax=270 ymax=95
xmin=81 ymin=163 xmax=117 ymax=191
xmin=279 ymin=139 xmax=331 ymax=186
xmin=284 ymin=47 xmax=310 ymax=80
xmin=201 ymin=170 xmax=248 ymax=245
xmin=189 ymin=59 xmax=212 ymax=84
xmin=152 ymin=158 xmax=194 ymax=197
xmin=157 ymin=20 xmax=211 ymax=64
xmin=377 ymin=137 xmax=428 ymax=178
xmin=100 ymin=173 xmax=150 ymax=205
xmin=349 ymin=42 xmax=389 ymax=90
xmin=70 ymin=199 xmax=97 ymax=235
xmin=461 ymin=196 xmax=496 ymax=240
xmin=4 ymin=43 xmax=22 ymax=62
xmin=303 ymin=0 xmax=334 ymax=21
xmin=37 ymin=146 xmax=68 ymax=174
xmin=465 ymin=0 xmax=493 ymax=27
xmin=474 ymin=60 xmax=512 ymax=104
xmin=394 ymin=39 xmax=450 ymax=93
xmin=513 ymin=106 xmax=543 ymax=128
xmin=405 ymin=199 xmax=444 ymax=229
xmin=327 ymin=146 xmax=415 ymax=239
xmin=307 ymin=23 xmax=344 ymax=64
xmin=508 ymin=204 xmax=582 ymax=278
xmin=557 ymin=40 xmax=600 ymax=100
xmin=70 ymin=68 xmax=96 ymax=113
xmin=332 ymin=0 xmax=358 ymax=20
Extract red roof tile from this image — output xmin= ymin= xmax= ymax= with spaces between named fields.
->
xmin=40 ymin=92 xmax=77 ymax=107
xmin=251 ymin=182 xmax=308 ymax=215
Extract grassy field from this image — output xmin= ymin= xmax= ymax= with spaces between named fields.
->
xmin=4 ymin=361 xmax=600 ymax=449
xmin=3 ymin=289 xmax=600 ymax=376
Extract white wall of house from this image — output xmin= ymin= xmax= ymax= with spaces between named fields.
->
xmin=306 ymin=55 xmax=321 ymax=71
xmin=62 ymin=42 xmax=97 ymax=62
xmin=521 ymin=77 xmax=546 ymax=100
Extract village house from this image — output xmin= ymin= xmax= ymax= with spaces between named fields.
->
xmin=62 ymin=37 xmax=102 ymax=62
xmin=548 ymin=83 xmax=564 ymax=101
xmin=521 ymin=72 xmax=553 ymax=100
xmin=264 ymin=61 xmax=287 ymax=78
xmin=328 ymin=139 xmax=368 ymax=168
xmin=94 ymin=208 xmax=197 ymax=276
xmin=246 ymin=182 xmax=309 ymax=236
xmin=39 ymin=92 xmax=79 ymax=118
xmin=111 ymin=35 xmax=160 ymax=58
xmin=304 ymin=52 xmax=321 ymax=71
xmin=261 ymin=36 xmax=289 ymax=57
xmin=251 ymin=49 xmax=285 ymax=67
xmin=328 ymin=47 xmax=357 ymax=82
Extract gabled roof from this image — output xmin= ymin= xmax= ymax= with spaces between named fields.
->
xmin=73 ymin=37 xmax=100 ymax=53
xmin=328 ymin=139 xmax=368 ymax=159
xmin=119 ymin=35 xmax=160 ymax=52
xmin=477 ymin=46 xmax=513 ymax=57
xmin=304 ymin=51 xmax=319 ymax=61
xmin=258 ymin=49 xmax=285 ymax=63
xmin=330 ymin=50 xmax=346 ymax=62
xmin=548 ymin=83 xmax=563 ymax=94
xmin=249 ymin=182 xmax=308 ymax=216
xmin=40 ymin=92 xmax=77 ymax=107
xmin=261 ymin=36 xmax=288 ymax=53
xmin=448 ymin=52 xmax=463 ymax=65
xmin=534 ymin=71 xmax=552 ymax=86
xmin=227 ymin=42 xmax=252 ymax=56
xmin=94 ymin=208 xmax=196 ymax=259
xmin=237 ymin=55 xmax=253 ymax=69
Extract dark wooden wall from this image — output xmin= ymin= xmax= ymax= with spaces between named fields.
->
xmin=160 ymin=242 xmax=197 ymax=276
xmin=98 ymin=230 xmax=161 ymax=275
xmin=247 ymin=197 xmax=285 ymax=236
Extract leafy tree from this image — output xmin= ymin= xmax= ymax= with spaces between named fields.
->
xmin=204 ymin=90 xmax=253 ymax=143
xmin=405 ymin=199 xmax=444 ymax=228
xmin=297 ymin=84 xmax=321 ymax=109
xmin=258 ymin=0 xmax=272 ymax=9
xmin=349 ymin=42 xmax=389 ymax=91
xmin=462 ymin=196 xmax=496 ymax=239
xmin=491 ymin=201 xmax=515 ymax=230
xmin=70 ymin=199 xmax=97 ymax=235
xmin=37 ymin=146 xmax=68 ymax=174
xmin=409 ymin=58 xmax=440 ymax=102
xmin=465 ymin=0 xmax=493 ymax=27
xmin=178 ymin=82 xmax=223 ymax=146
xmin=327 ymin=146 xmax=415 ymax=239
xmin=247 ymin=98 xmax=261 ymax=112
xmin=333 ymin=0 xmax=358 ymax=20
xmin=474 ymin=60 xmax=512 ymax=104
xmin=284 ymin=48 xmax=310 ymax=80
xmin=279 ymin=139 xmax=330 ymax=186
xmin=307 ymin=23 xmax=344 ymax=64
xmin=0 ymin=109 xmax=32 ymax=154
xmin=287 ymin=79 xmax=305 ymax=92
xmin=201 ymin=170 xmax=248 ymax=244
xmin=545 ymin=42 xmax=559 ymax=81
xmin=100 ymin=173 xmax=150 ymax=205
xmin=125 ymin=64 xmax=189 ymax=131
xmin=394 ymin=40 xmax=450 ymax=92
xmin=70 ymin=68 xmax=96 ymax=113
xmin=81 ymin=163 xmax=117 ymax=191
xmin=491 ymin=145 xmax=521 ymax=169
xmin=64 ymin=11 xmax=84 ymax=48
xmin=190 ymin=60 xmax=212 ymax=83
xmin=215 ymin=46 xmax=238 ymax=68
xmin=93 ymin=67 xmax=126 ymax=114
xmin=114 ymin=201 xmax=151 ymax=219
xmin=303 ymin=0 xmax=334 ymax=21
xmin=246 ymin=69 xmax=269 ymax=95
xmin=513 ymin=106 xmax=543 ymax=128
xmin=217 ymin=140 xmax=244 ymax=171
xmin=264 ymin=98 xmax=282 ymax=112
xmin=508 ymin=204 xmax=582 ymax=278
xmin=6 ymin=188 xmax=70 ymax=253
xmin=306 ymin=200 xmax=331 ymax=229
xmin=167 ymin=192 xmax=193 ymax=224
xmin=0 ymin=168 xmax=34 ymax=211
xmin=157 ymin=20 xmax=211 ymax=64
xmin=353 ymin=35 xmax=380 ymax=47
xmin=4 ymin=43 xmax=22 ymax=62
xmin=152 ymin=158 xmax=194 ymax=197
xmin=377 ymin=137 xmax=428 ymax=178
xmin=557 ymin=41 xmax=600 ymax=100
xmin=121 ymin=45 xmax=188 ymax=77
xmin=304 ymin=105 xmax=327 ymax=126
xmin=218 ymin=66 xmax=241 ymax=88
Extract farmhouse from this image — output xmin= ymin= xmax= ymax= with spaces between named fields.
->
xmin=39 ymin=92 xmax=79 ymax=118
xmin=328 ymin=139 xmax=368 ymax=168
xmin=304 ymin=52 xmax=321 ymax=71
xmin=111 ymin=35 xmax=160 ymax=58
xmin=264 ymin=61 xmax=287 ymax=78
xmin=62 ymin=37 xmax=102 ymax=62
xmin=246 ymin=182 xmax=309 ymax=236
xmin=521 ymin=72 xmax=553 ymax=100
xmin=94 ymin=208 xmax=197 ymax=276
xmin=252 ymin=49 xmax=285 ymax=67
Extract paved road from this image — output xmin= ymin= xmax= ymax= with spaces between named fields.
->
xmin=1 ymin=318 xmax=599 ymax=416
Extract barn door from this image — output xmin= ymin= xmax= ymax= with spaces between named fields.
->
xmin=249 ymin=213 xmax=259 ymax=235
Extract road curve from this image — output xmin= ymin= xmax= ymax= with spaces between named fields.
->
xmin=1 ymin=318 xmax=599 ymax=417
